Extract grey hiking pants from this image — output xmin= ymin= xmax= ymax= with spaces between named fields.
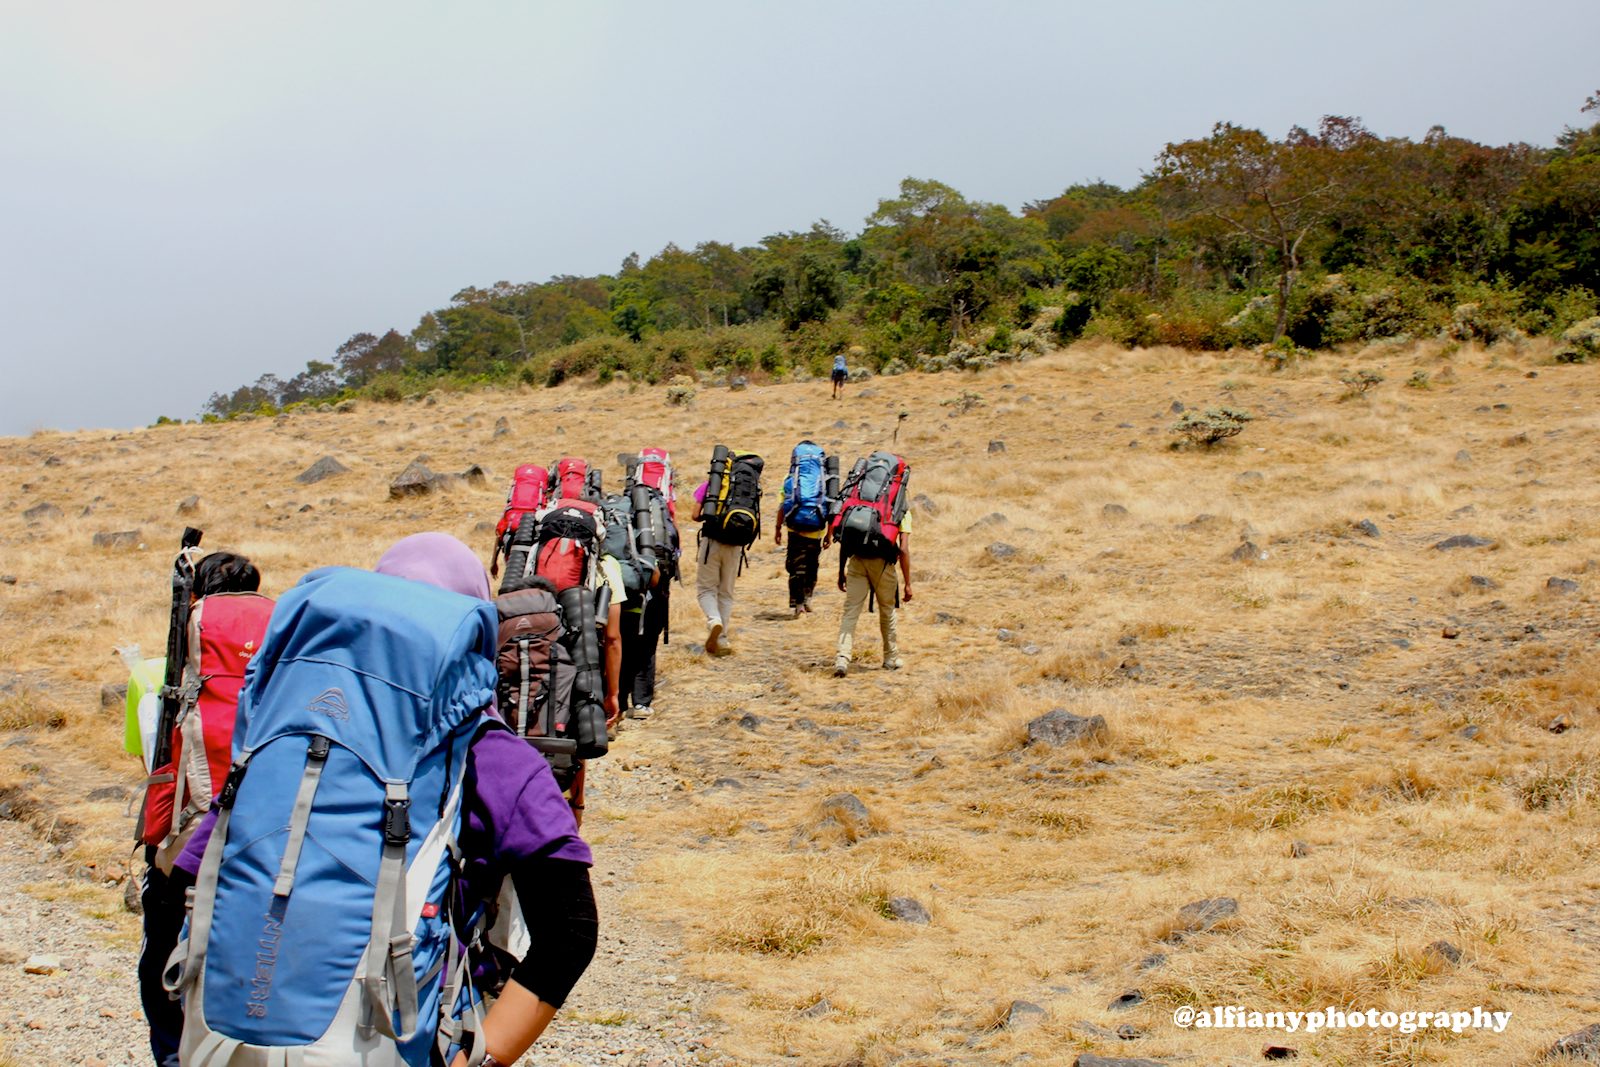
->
xmin=696 ymin=538 xmax=743 ymax=635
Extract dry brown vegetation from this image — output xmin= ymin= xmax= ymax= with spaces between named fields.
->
xmin=3 ymin=337 xmax=1599 ymax=1064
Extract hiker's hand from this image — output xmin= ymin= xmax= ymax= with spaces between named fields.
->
xmin=837 ymin=577 xmax=847 ymax=593
xmin=902 ymin=583 xmax=914 ymax=603
xmin=604 ymin=694 xmax=619 ymax=724
xmin=774 ymin=530 xmax=782 ymax=547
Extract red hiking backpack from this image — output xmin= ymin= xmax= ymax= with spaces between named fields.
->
xmin=833 ymin=451 xmax=910 ymax=563
xmin=491 ymin=464 xmax=551 ymax=577
xmin=552 ymin=456 xmax=602 ymax=502
xmin=497 ymin=498 xmax=601 ymax=595
xmin=630 ymin=447 xmax=677 ymax=522
xmin=139 ymin=591 xmax=274 ymax=855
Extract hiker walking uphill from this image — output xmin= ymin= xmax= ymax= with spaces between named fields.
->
xmin=618 ymin=448 xmax=680 ymax=719
xmin=831 ymin=352 xmax=849 ymax=399
xmin=130 ymin=541 xmax=272 ymax=1067
xmin=832 ymin=451 xmax=914 ymax=676
xmin=693 ymin=445 xmax=762 ymax=656
xmin=775 ymin=440 xmax=839 ymax=616
xmin=167 ymin=534 xmax=597 ymax=1067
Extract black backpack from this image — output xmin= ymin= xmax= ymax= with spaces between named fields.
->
xmin=701 ymin=445 xmax=763 ymax=547
xmin=599 ymin=493 xmax=655 ymax=605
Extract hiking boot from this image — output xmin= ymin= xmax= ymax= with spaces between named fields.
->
xmin=705 ymin=620 xmax=723 ymax=654
xmin=802 ymin=598 xmax=814 ymax=613
xmin=792 ymin=605 xmax=804 ymax=619
xmin=713 ymin=642 xmax=734 ymax=657
xmin=626 ymin=704 xmax=654 ymax=721
xmin=833 ymin=656 xmax=849 ymax=677
xmin=883 ymin=656 xmax=904 ymax=671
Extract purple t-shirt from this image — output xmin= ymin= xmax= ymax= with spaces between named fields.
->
xmin=693 ymin=481 xmax=708 ymax=505
xmin=174 ymin=720 xmax=591 ymax=895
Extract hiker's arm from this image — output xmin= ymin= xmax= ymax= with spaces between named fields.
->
xmin=450 ymin=859 xmax=597 ymax=1067
xmin=603 ymin=603 xmax=621 ymax=723
xmin=899 ymin=535 xmax=913 ymax=602
xmin=567 ymin=763 xmax=585 ymax=831
xmin=691 ymin=498 xmax=704 ymax=522
xmin=774 ymin=504 xmax=784 ymax=545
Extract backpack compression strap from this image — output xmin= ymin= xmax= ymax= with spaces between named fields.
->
xmin=358 ymin=781 xmax=418 ymax=1042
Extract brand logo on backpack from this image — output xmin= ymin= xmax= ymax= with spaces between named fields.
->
xmin=307 ymin=688 xmax=348 ymax=721
xmin=247 ymin=908 xmax=284 ymax=1017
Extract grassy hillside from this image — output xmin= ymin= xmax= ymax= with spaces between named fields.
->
xmin=3 ymin=338 xmax=1598 ymax=1065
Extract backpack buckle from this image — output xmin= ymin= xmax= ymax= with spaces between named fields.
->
xmin=383 ymin=796 xmax=411 ymax=845
xmin=216 ymin=762 xmax=248 ymax=810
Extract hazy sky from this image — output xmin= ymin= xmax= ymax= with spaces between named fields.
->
xmin=2 ymin=1 xmax=1595 ymax=436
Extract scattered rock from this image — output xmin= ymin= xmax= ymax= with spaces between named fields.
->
xmin=1102 ymin=503 xmax=1129 ymax=519
xmin=1021 ymin=644 xmax=1040 ymax=656
xmin=1434 ymin=535 xmax=1494 ymax=551
xmin=23 ymin=502 xmax=62 ymax=523
xmin=493 ymin=416 xmax=510 ymax=438
xmin=997 ymin=629 xmax=1016 ymax=643
xmin=1230 ymin=541 xmax=1266 ymax=563
xmin=887 ymin=897 xmax=931 ymax=924
xmin=1459 ymin=725 xmax=1481 ymax=741
xmin=176 ymin=494 xmax=200 ymax=514
xmin=814 ymin=793 xmax=873 ymax=841
xmin=1118 ymin=658 xmax=1143 ymax=679
xmin=23 ymin=955 xmax=60 ymax=975
xmin=799 ymin=997 xmax=831 ymax=1019
xmin=99 ymin=684 xmax=126 ymax=710
xmin=1424 ymin=940 xmax=1462 ymax=966
xmin=1548 ymin=1024 xmax=1600 ymax=1062
xmin=1262 ymin=1046 xmax=1299 ymax=1060
xmin=1442 ymin=626 xmax=1461 ymax=639
xmin=298 ymin=504 xmax=314 ymax=513
xmin=729 ymin=375 xmax=749 ymax=391
xmin=1353 ymin=519 xmax=1380 ymax=538
xmin=1290 ymin=840 xmax=1311 ymax=858
xmin=461 ymin=463 xmax=490 ymax=488
xmin=1236 ymin=471 xmax=1264 ymax=484
xmin=1116 ymin=1024 xmax=1143 ymax=1040
xmin=968 ymin=512 xmax=1009 ymax=530
xmin=1173 ymin=897 xmax=1239 ymax=937
xmin=1504 ymin=431 xmax=1530 ymax=446
xmin=1138 ymin=952 xmax=1167 ymax=971
xmin=1107 ymin=990 xmax=1144 ymax=1011
xmin=86 ymin=786 xmax=125 ymax=802
xmin=1547 ymin=576 xmax=1580 ymax=595
xmin=987 ymin=440 xmax=1006 ymax=454
xmin=1469 ymin=575 xmax=1499 ymax=589
xmin=1454 ymin=450 xmax=1473 ymax=466
xmin=735 ymin=712 xmax=762 ymax=731
xmin=1117 ymin=634 xmax=1139 ymax=647
xmin=389 ymin=460 xmax=451 ymax=499
xmin=43 ymin=454 xmax=62 ymax=467
xmin=986 ymin=542 xmax=1019 ymax=561
xmin=295 ymin=456 xmax=348 ymax=484
xmin=932 ymin=612 xmax=961 ymax=625
xmin=92 ymin=530 xmax=141 ymax=550
xmin=1026 ymin=709 xmax=1108 ymax=748
xmin=1549 ymin=714 xmax=1572 ymax=734
xmin=1169 ymin=400 xmax=1185 ymax=414
xmin=0 ymin=575 xmax=15 ymax=585
xmin=1073 ymin=1056 xmax=1167 ymax=1067
xmin=1005 ymin=1000 xmax=1046 ymax=1031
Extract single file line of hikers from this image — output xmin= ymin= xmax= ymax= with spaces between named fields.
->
xmin=122 ymin=441 xmax=913 ymax=1066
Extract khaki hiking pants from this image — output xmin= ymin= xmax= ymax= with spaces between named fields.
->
xmin=836 ymin=557 xmax=899 ymax=664
xmin=696 ymin=538 xmax=744 ymax=635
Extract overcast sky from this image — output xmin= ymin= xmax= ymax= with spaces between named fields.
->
xmin=1 ymin=0 xmax=1595 ymax=436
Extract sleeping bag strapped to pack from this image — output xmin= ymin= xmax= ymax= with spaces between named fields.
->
xmin=627 ymin=447 xmax=676 ymax=522
xmin=701 ymin=445 xmax=763 ymax=547
xmin=784 ymin=441 xmax=830 ymax=533
xmin=165 ymin=567 xmax=498 ymax=1067
xmin=833 ymin=451 xmax=910 ymax=562
xmin=551 ymin=457 xmax=602 ymax=503
xmin=497 ymin=499 xmax=601 ymax=596
xmin=599 ymin=494 xmax=656 ymax=604
xmin=491 ymin=464 xmax=550 ymax=577
xmin=139 ymin=591 xmax=275 ymax=862
xmin=493 ymin=581 xmax=604 ymax=791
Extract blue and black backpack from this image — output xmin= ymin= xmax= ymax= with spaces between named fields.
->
xmin=784 ymin=441 xmax=830 ymax=534
xmin=165 ymin=566 xmax=499 ymax=1067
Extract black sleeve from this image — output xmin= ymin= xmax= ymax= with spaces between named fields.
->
xmin=508 ymin=858 xmax=598 ymax=1009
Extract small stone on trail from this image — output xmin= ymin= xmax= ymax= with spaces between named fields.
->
xmin=1139 ymin=952 xmax=1167 ymax=970
xmin=24 ymin=502 xmax=63 ymax=523
xmin=987 ymin=542 xmax=1019 ymax=560
xmin=1354 ymin=519 xmax=1380 ymax=537
xmin=1230 ymin=541 xmax=1266 ymax=563
xmin=1547 ymin=576 xmax=1580 ymax=595
xmin=1006 ymin=1000 xmax=1046 ymax=1030
xmin=100 ymin=683 xmax=126 ymax=709
xmin=93 ymin=530 xmax=141 ymax=550
xmin=1107 ymin=990 xmax=1144 ymax=1011
xmin=296 ymin=456 xmax=348 ymax=484
xmin=493 ymin=416 xmax=510 ymax=437
xmin=1103 ymin=503 xmax=1129 ymax=519
xmin=987 ymin=440 xmax=1006 ymax=454
xmin=23 ymin=954 xmax=60 ymax=975
xmin=1290 ymin=840 xmax=1311 ymax=858
xmin=736 ymin=712 xmax=762 ymax=731
xmin=1236 ymin=471 xmax=1264 ymax=483
xmin=1459 ymin=725 xmax=1481 ymax=741
xmin=887 ymin=897 xmax=931 ymax=924
xmin=1442 ymin=626 xmax=1460 ymax=639
xmin=1434 ymin=534 xmax=1493 ymax=550
xmin=1026 ymin=709 xmax=1108 ymax=748
xmin=1173 ymin=896 xmax=1239 ymax=936
xmin=1424 ymin=940 xmax=1462 ymax=966
xmin=461 ymin=463 xmax=490 ymax=488
xmin=1262 ymin=1046 xmax=1299 ymax=1060
xmin=1454 ymin=449 xmax=1473 ymax=466
xmin=1549 ymin=714 xmax=1572 ymax=734
xmin=1548 ymin=1024 xmax=1600 ymax=1062
xmin=913 ymin=493 xmax=939 ymax=516
xmin=177 ymin=494 xmax=200 ymax=514
xmin=0 ymin=575 xmax=15 ymax=585
xmin=1469 ymin=575 xmax=1499 ymax=589
xmin=799 ymin=997 xmax=831 ymax=1019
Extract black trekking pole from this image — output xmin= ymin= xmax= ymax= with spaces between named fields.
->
xmin=152 ymin=528 xmax=203 ymax=772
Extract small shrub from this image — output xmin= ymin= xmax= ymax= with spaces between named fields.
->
xmin=1339 ymin=368 xmax=1384 ymax=399
xmin=1053 ymin=300 xmax=1094 ymax=343
xmin=941 ymin=390 xmax=984 ymax=415
xmin=1406 ymin=369 xmax=1431 ymax=390
xmin=984 ymin=324 xmax=1013 ymax=353
xmin=1262 ymin=337 xmax=1308 ymax=371
xmin=1554 ymin=316 xmax=1600 ymax=363
xmin=665 ymin=374 xmax=696 ymax=406
xmin=1172 ymin=407 xmax=1254 ymax=448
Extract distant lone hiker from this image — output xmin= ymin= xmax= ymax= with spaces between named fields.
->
xmin=831 ymin=352 xmax=848 ymax=399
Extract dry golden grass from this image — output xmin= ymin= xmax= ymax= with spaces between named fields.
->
xmin=3 ymin=337 xmax=1600 ymax=1063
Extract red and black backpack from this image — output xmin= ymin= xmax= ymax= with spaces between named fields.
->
xmin=551 ymin=456 xmax=603 ymax=503
xmin=491 ymin=464 xmax=550 ymax=577
xmin=139 ymin=591 xmax=275 ymax=855
xmin=497 ymin=498 xmax=601 ymax=595
xmin=833 ymin=451 xmax=910 ymax=564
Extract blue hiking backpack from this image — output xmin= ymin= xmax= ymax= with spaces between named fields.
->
xmin=165 ymin=567 xmax=499 ymax=1067
xmin=785 ymin=442 xmax=830 ymax=533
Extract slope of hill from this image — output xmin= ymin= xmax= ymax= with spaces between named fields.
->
xmin=2 ymin=340 xmax=1598 ymax=1065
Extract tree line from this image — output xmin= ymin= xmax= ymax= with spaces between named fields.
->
xmin=200 ymin=98 xmax=1600 ymax=419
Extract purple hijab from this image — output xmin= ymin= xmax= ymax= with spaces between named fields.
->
xmin=375 ymin=532 xmax=493 ymax=601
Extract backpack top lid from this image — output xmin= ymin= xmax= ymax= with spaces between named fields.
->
xmin=234 ymin=567 xmax=497 ymax=782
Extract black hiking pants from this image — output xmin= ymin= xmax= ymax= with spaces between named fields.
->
xmin=620 ymin=589 xmax=669 ymax=710
xmin=140 ymin=849 xmax=185 ymax=1067
xmin=786 ymin=534 xmax=822 ymax=608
